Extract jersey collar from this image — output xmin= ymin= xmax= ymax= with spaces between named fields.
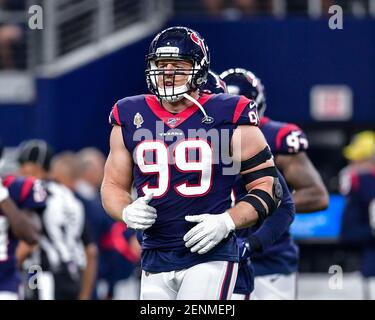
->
xmin=144 ymin=94 xmax=213 ymax=129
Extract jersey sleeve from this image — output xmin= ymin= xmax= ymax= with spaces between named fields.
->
xmin=4 ymin=176 xmax=47 ymax=211
xmin=232 ymin=95 xmax=260 ymax=127
xmin=276 ymin=123 xmax=309 ymax=154
xmin=108 ymin=102 xmax=123 ymax=126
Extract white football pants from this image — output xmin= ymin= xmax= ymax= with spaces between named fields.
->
xmin=231 ymin=293 xmax=251 ymax=300
xmin=113 ymin=275 xmax=140 ymax=300
xmin=0 ymin=291 xmax=19 ymax=300
xmin=250 ymin=273 xmax=297 ymax=300
xmin=140 ymin=261 xmax=238 ymax=300
xmin=363 ymin=277 xmax=375 ymax=300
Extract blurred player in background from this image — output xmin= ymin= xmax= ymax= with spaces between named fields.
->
xmin=0 ymin=139 xmax=44 ymax=300
xmin=339 ymin=131 xmax=375 ymax=300
xmin=109 ymin=221 xmax=141 ymax=300
xmin=202 ymin=70 xmax=295 ymax=300
xmin=102 ymin=26 xmax=283 ymax=299
xmin=54 ymin=149 xmax=141 ymax=300
xmin=49 ymin=151 xmax=98 ymax=299
xmin=17 ymin=140 xmax=96 ymax=300
xmin=221 ymin=68 xmax=329 ymax=300
xmin=74 ymin=148 xmax=117 ymax=299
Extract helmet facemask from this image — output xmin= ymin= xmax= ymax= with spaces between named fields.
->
xmin=146 ymin=53 xmax=207 ymax=103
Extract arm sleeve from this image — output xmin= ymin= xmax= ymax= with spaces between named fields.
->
xmin=248 ymin=200 xmax=295 ymax=253
xmin=247 ymin=171 xmax=295 ymax=252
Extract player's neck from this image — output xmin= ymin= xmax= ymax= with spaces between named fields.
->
xmin=161 ymin=91 xmax=200 ymax=114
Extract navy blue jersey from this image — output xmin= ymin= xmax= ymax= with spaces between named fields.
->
xmin=110 ymin=223 xmax=139 ymax=281
xmin=233 ymin=168 xmax=294 ymax=294
xmin=0 ymin=175 xmax=47 ymax=293
xmin=98 ymin=221 xmax=139 ymax=298
xmin=251 ymin=117 xmax=308 ymax=275
xmin=260 ymin=117 xmax=308 ymax=156
xmin=340 ymin=169 xmax=375 ymax=277
xmin=109 ymin=93 xmax=259 ymax=272
xmin=233 ymin=117 xmax=305 ymax=294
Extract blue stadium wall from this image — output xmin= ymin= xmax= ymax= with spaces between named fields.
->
xmin=0 ymin=17 xmax=374 ymax=153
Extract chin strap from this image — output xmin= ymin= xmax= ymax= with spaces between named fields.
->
xmin=182 ymin=93 xmax=214 ymax=124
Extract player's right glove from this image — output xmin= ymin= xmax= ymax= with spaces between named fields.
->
xmin=122 ymin=193 xmax=157 ymax=231
xmin=237 ymin=237 xmax=252 ymax=262
xmin=0 ymin=178 xmax=9 ymax=203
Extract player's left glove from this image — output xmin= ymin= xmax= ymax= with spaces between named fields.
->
xmin=183 ymin=212 xmax=235 ymax=255
xmin=0 ymin=178 xmax=9 ymax=203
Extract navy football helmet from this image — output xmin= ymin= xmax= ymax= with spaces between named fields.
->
xmin=220 ymin=68 xmax=267 ymax=117
xmin=18 ymin=139 xmax=54 ymax=171
xmin=146 ymin=26 xmax=210 ymax=102
xmin=202 ymin=70 xmax=228 ymax=94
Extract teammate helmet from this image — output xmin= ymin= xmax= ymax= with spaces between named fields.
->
xmin=220 ymin=68 xmax=267 ymax=117
xmin=202 ymin=70 xmax=228 ymax=94
xmin=145 ymin=26 xmax=210 ymax=103
xmin=17 ymin=139 xmax=54 ymax=171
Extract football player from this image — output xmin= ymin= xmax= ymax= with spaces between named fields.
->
xmin=0 ymin=140 xmax=45 ymax=300
xmin=17 ymin=140 xmax=96 ymax=300
xmin=221 ymin=68 xmax=329 ymax=300
xmin=340 ymin=131 xmax=375 ymax=299
xmin=101 ymin=26 xmax=283 ymax=300
xmin=202 ymin=70 xmax=295 ymax=300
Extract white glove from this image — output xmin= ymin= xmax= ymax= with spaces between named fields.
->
xmin=122 ymin=193 xmax=156 ymax=230
xmin=183 ymin=211 xmax=235 ymax=255
xmin=0 ymin=178 xmax=9 ymax=203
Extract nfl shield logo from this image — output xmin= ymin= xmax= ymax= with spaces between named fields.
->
xmin=134 ymin=112 xmax=144 ymax=128
xmin=167 ymin=117 xmax=180 ymax=127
